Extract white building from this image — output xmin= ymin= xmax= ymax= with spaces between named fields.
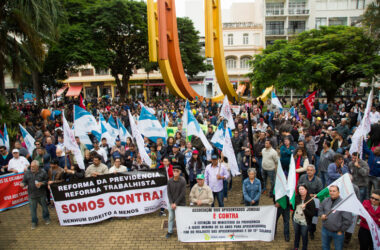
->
xmin=264 ymin=0 xmax=374 ymax=46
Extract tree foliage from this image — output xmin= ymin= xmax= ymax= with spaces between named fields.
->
xmin=248 ymin=26 xmax=380 ymax=102
xmin=362 ymin=0 xmax=380 ymax=39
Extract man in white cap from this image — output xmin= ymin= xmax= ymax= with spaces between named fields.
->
xmin=7 ymin=149 xmax=30 ymax=173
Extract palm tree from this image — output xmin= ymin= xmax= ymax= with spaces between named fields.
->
xmin=0 ymin=0 xmax=63 ymax=101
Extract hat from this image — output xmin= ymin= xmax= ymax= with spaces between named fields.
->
xmin=115 ymin=137 xmax=121 ymax=142
xmin=192 ymin=150 xmax=199 ymax=155
xmin=196 ymin=174 xmax=205 ymax=180
xmin=12 ymin=149 xmax=19 ymax=153
xmin=211 ymin=154 xmax=218 ymax=160
xmin=172 ymin=164 xmax=181 ymax=170
xmin=173 ymin=144 xmax=180 ymax=148
xmin=317 ymin=117 xmax=322 ymax=121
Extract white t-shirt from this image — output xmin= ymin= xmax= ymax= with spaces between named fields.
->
xmin=109 ymin=165 xmax=127 ymax=173
xmin=91 ymin=148 xmax=108 ymax=162
xmin=370 ymin=111 xmax=380 ymax=124
xmin=8 ymin=156 xmax=30 ymax=173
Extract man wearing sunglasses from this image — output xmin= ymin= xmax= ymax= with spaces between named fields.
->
xmin=358 ymin=189 xmax=380 ymax=250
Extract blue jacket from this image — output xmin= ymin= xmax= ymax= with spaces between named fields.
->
xmin=327 ymin=163 xmax=349 ymax=185
xmin=280 ymin=145 xmax=295 ymax=170
xmin=243 ymin=178 xmax=261 ymax=204
xmin=363 ymin=142 xmax=380 ymax=177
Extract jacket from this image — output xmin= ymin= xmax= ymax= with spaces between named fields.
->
xmin=167 ymin=176 xmax=186 ymax=206
xmin=318 ymin=196 xmax=353 ymax=232
xmin=293 ymin=194 xmax=316 ymax=226
xmin=319 ymin=148 xmax=335 ymax=172
xmin=348 ymin=159 xmax=370 ymax=187
xmin=327 ymin=163 xmax=349 ymax=185
xmin=363 ymin=142 xmax=380 ymax=177
xmin=159 ymin=164 xmax=173 ymax=179
xmin=189 ymin=183 xmax=213 ymax=206
xmin=280 ymin=145 xmax=295 ymax=171
xmin=22 ymin=168 xmax=48 ymax=198
xmin=360 ymin=199 xmax=380 ymax=231
xmin=187 ymin=160 xmax=204 ymax=182
xmin=298 ymin=175 xmax=323 ymax=195
xmin=243 ymin=178 xmax=261 ymax=204
xmin=48 ymin=167 xmax=64 ymax=183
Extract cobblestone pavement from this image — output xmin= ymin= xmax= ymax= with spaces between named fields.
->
xmin=0 ymin=176 xmax=360 ymax=250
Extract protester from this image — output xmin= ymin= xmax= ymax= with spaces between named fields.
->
xmin=91 ymin=140 xmax=108 ymax=164
xmin=327 ymin=154 xmax=349 ymax=185
xmin=261 ymin=140 xmax=278 ymax=197
xmin=189 ymin=174 xmax=213 ymax=207
xmin=242 ymin=168 xmax=261 ymax=206
xmin=20 ymin=160 xmax=50 ymax=229
xmin=319 ymin=185 xmax=353 ymax=250
xmin=292 ymin=185 xmax=316 ymax=250
xmin=166 ymin=165 xmax=186 ymax=239
xmin=109 ymin=157 xmax=127 ymax=173
xmin=205 ymin=154 xmax=230 ymax=207
xmin=85 ymin=154 xmax=109 ymax=177
xmin=111 ymin=138 xmax=126 ymax=163
xmin=319 ymin=139 xmax=335 ymax=187
xmin=0 ymin=146 xmax=12 ymax=175
xmin=362 ymin=142 xmax=380 ymax=198
xmin=348 ymin=152 xmax=370 ymax=202
xmin=187 ymin=150 xmax=204 ymax=189
xmin=63 ymin=164 xmax=85 ymax=182
xmin=7 ymin=149 xmax=30 ymax=173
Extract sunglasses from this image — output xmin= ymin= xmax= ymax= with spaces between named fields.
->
xmin=370 ymin=197 xmax=380 ymax=202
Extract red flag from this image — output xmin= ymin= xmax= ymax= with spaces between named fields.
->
xmin=79 ymin=94 xmax=86 ymax=110
xmin=303 ymin=91 xmax=316 ymax=119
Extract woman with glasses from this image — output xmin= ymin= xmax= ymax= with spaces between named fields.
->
xmin=358 ymin=189 xmax=380 ymax=250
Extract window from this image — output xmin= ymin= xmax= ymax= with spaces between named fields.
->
xmin=266 ymin=21 xmax=285 ymax=35
xmin=288 ymin=1 xmax=308 ymax=14
xmin=350 ymin=0 xmax=364 ymax=9
xmin=315 ymin=17 xmax=327 ymax=29
xmin=80 ymin=68 xmax=94 ymax=76
xmin=68 ymin=71 xmax=79 ymax=77
xmin=226 ymin=57 xmax=237 ymax=69
xmin=266 ymin=2 xmax=284 ymax=16
xmin=240 ymin=57 xmax=251 ymax=69
xmin=227 ymin=34 xmax=233 ymax=45
xmin=253 ymin=33 xmax=261 ymax=45
xmin=328 ymin=17 xmax=347 ymax=26
xmin=95 ymin=69 xmax=109 ymax=75
xmin=288 ymin=21 xmax=306 ymax=34
xmin=243 ymin=34 xmax=249 ymax=45
xmin=350 ymin=16 xmax=361 ymax=26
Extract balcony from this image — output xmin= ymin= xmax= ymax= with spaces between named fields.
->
xmin=266 ymin=29 xmax=286 ymax=36
xmin=288 ymin=8 xmax=310 ymax=15
xmin=287 ymin=28 xmax=306 ymax=35
xmin=265 ymin=9 xmax=285 ymax=16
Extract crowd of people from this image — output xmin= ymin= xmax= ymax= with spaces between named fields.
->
xmin=1 ymin=93 xmax=380 ymax=249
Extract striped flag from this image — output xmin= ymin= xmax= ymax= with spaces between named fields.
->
xmin=19 ymin=124 xmax=35 ymax=156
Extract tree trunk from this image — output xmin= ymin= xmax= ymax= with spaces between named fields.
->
xmin=0 ymin=63 xmax=5 ymax=99
xmin=32 ymin=71 xmax=41 ymax=106
xmin=325 ymin=88 xmax=336 ymax=104
xmin=112 ymin=73 xmax=128 ymax=103
xmin=121 ymin=73 xmax=130 ymax=102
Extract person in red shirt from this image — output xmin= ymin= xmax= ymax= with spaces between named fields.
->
xmin=359 ymin=189 xmax=380 ymax=250
xmin=158 ymin=157 xmax=173 ymax=179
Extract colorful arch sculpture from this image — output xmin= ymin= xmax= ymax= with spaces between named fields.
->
xmin=147 ymin=0 xmax=243 ymax=102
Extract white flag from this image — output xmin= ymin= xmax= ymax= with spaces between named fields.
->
xmin=271 ymin=91 xmax=283 ymax=109
xmin=220 ymin=96 xmax=236 ymax=130
xmin=222 ymin=128 xmax=240 ymax=176
xmin=274 ymin=160 xmax=288 ymax=209
xmin=62 ymin=111 xmax=85 ymax=170
xmin=350 ymin=89 xmax=373 ymax=156
xmin=333 ymin=193 xmax=380 ymax=250
xmin=128 ymin=110 xmax=152 ymax=166
xmin=19 ymin=124 xmax=35 ymax=156
xmin=287 ymin=157 xmax=296 ymax=209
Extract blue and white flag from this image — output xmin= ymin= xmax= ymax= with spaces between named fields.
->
xmin=74 ymin=105 xmax=101 ymax=149
xmin=107 ymin=115 xmax=119 ymax=146
xmin=271 ymin=91 xmax=283 ymax=109
xmin=19 ymin=124 xmax=35 ymax=156
xmin=100 ymin=121 xmax=114 ymax=147
xmin=128 ymin=110 xmax=152 ymax=166
xmin=137 ymin=107 xmax=166 ymax=143
xmin=117 ymin=118 xmax=132 ymax=146
xmin=211 ymin=121 xmax=226 ymax=151
xmin=0 ymin=124 xmax=10 ymax=150
xmin=139 ymin=101 xmax=155 ymax=115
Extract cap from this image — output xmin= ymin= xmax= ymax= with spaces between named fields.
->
xmin=196 ymin=174 xmax=205 ymax=180
xmin=317 ymin=117 xmax=322 ymax=121
xmin=192 ymin=150 xmax=199 ymax=155
xmin=172 ymin=164 xmax=181 ymax=170
xmin=211 ymin=154 xmax=218 ymax=160
xmin=12 ymin=149 xmax=19 ymax=153
xmin=115 ymin=137 xmax=121 ymax=142
xmin=173 ymin=144 xmax=180 ymax=148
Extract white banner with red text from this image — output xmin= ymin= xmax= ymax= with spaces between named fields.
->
xmin=0 ymin=173 xmax=29 ymax=212
xmin=50 ymin=169 xmax=168 ymax=226
xmin=175 ymin=206 xmax=277 ymax=242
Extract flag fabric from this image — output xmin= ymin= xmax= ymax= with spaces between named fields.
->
xmin=100 ymin=121 xmax=113 ymax=147
xmin=117 ymin=118 xmax=132 ymax=146
xmin=220 ymin=96 xmax=236 ymax=130
xmin=274 ymin=160 xmax=288 ymax=209
xmin=128 ymin=110 xmax=152 ymax=166
xmin=287 ymin=157 xmax=296 ymax=209
xmin=316 ymin=173 xmax=355 ymax=202
xmin=289 ymin=106 xmax=295 ymax=117
xmin=211 ymin=121 xmax=226 ymax=151
xmin=222 ymin=128 xmax=240 ymax=176
xmin=139 ymin=101 xmax=155 ymax=115
xmin=1 ymin=124 xmax=10 ymax=150
xmin=349 ymin=89 xmax=373 ymax=156
xmin=79 ymin=95 xmax=86 ymax=110
xmin=19 ymin=124 xmax=35 ymax=156
xmin=106 ymin=115 xmax=119 ymax=146
xmin=332 ymin=193 xmax=380 ymax=249
xmin=137 ymin=107 xmax=166 ymax=143
xmin=303 ymin=91 xmax=316 ymax=119
xmin=181 ymin=101 xmax=191 ymax=128
xmin=271 ymin=91 xmax=283 ymax=109
xmin=62 ymin=111 xmax=85 ymax=170
xmin=74 ymin=105 xmax=101 ymax=149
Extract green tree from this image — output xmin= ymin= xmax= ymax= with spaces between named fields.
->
xmin=177 ymin=17 xmax=213 ymax=79
xmin=249 ymin=26 xmax=380 ymax=102
xmin=0 ymin=0 xmax=63 ymax=100
xmin=362 ymin=0 xmax=380 ymax=39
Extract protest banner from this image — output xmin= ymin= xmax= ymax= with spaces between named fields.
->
xmin=50 ymin=169 xmax=168 ymax=226
xmin=0 ymin=173 xmax=28 ymax=212
xmin=176 ymin=206 xmax=277 ymax=242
